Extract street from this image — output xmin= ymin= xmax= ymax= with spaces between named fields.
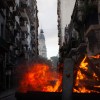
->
xmin=0 ymin=89 xmax=16 ymax=100
xmin=0 ymin=94 xmax=16 ymax=100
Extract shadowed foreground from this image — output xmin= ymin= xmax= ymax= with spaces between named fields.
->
xmin=15 ymin=92 xmax=100 ymax=100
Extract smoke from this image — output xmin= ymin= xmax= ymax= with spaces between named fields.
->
xmin=15 ymin=56 xmax=52 ymax=80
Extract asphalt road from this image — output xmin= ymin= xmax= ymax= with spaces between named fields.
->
xmin=0 ymin=94 xmax=16 ymax=100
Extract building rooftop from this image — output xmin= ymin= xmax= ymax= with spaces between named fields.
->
xmin=39 ymin=29 xmax=45 ymax=40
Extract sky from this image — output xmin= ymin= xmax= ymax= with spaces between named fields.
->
xmin=37 ymin=0 xmax=75 ymax=59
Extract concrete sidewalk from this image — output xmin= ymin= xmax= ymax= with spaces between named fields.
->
xmin=0 ymin=89 xmax=16 ymax=99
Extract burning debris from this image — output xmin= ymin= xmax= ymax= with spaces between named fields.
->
xmin=73 ymin=55 xmax=100 ymax=93
xmin=16 ymin=57 xmax=62 ymax=93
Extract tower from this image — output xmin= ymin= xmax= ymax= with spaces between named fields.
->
xmin=38 ymin=29 xmax=47 ymax=58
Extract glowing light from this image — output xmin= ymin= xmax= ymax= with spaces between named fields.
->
xmin=80 ymin=56 xmax=88 ymax=71
xmin=18 ymin=64 xmax=62 ymax=93
xmin=73 ymin=55 xmax=100 ymax=93
xmin=89 ymin=54 xmax=100 ymax=59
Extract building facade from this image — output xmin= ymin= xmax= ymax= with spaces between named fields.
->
xmin=0 ymin=0 xmax=39 ymax=93
xmin=38 ymin=29 xmax=47 ymax=58
xmin=57 ymin=0 xmax=75 ymax=65
xmin=70 ymin=0 xmax=100 ymax=57
xmin=57 ymin=0 xmax=75 ymax=47
xmin=57 ymin=0 xmax=100 ymax=71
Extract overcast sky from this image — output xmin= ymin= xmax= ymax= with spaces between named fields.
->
xmin=37 ymin=0 xmax=75 ymax=59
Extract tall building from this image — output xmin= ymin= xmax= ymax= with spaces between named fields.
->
xmin=57 ymin=0 xmax=75 ymax=64
xmin=57 ymin=0 xmax=100 ymax=71
xmin=57 ymin=0 xmax=75 ymax=48
xmin=0 ymin=0 xmax=39 ymax=93
xmin=38 ymin=29 xmax=47 ymax=58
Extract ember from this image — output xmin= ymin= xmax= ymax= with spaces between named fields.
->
xmin=89 ymin=54 xmax=100 ymax=59
xmin=17 ymin=62 xmax=62 ymax=93
xmin=73 ymin=55 xmax=100 ymax=93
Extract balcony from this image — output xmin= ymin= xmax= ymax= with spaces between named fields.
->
xmin=85 ymin=24 xmax=100 ymax=55
xmin=20 ymin=21 xmax=28 ymax=32
xmin=6 ymin=0 xmax=15 ymax=7
xmin=21 ymin=26 xmax=28 ymax=32
xmin=85 ymin=24 xmax=100 ymax=37
xmin=22 ymin=39 xmax=28 ymax=46
xmin=67 ymin=43 xmax=87 ymax=58
xmin=20 ymin=1 xmax=28 ymax=8
xmin=13 ymin=5 xmax=20 ymax=16
xmin=20 ymin=9 xmax=28 ymax=21
xmin=31 ymin=34 xmax=35 ymax=39
xmin=20 ymin=26 xmax=28 ymax=32
xmin=6 ymin=12 xmax=15 ymax=25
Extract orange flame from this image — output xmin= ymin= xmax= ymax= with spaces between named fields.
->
xmin=93 ymin=73 xmax=99 ymax=81
xmin=74 ymin=55 xmax=100 ymax=93
xmin=79 ymin=56 xmax=88 ymax=71
xmin=18 ymin=63 xmax=62 ymax=93
xmin=89 ymin=54 xmax=100 ymax=59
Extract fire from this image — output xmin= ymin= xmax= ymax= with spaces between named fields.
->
xmin=75 ymin=70 xmax=86 ymax=87
xmin=74 ymin=87 xmax=91 ymax=93
xmin=93 ymin=73 xmax=99 ymax=81
xmin=74 ymin=55 xmax=100 ymax=93
xmin=79 ymin=56 xmax=88 ymax=71
xmin=89 ymin=54 xmax=100 ymax=59
xmin=17 ymin=63 xmax=62 ymax=93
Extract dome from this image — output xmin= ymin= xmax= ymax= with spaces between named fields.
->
xmin=38 ymin=29 xmax=45 ymax=40
xmin=40 ymin=29 xmax=44 ymax=33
